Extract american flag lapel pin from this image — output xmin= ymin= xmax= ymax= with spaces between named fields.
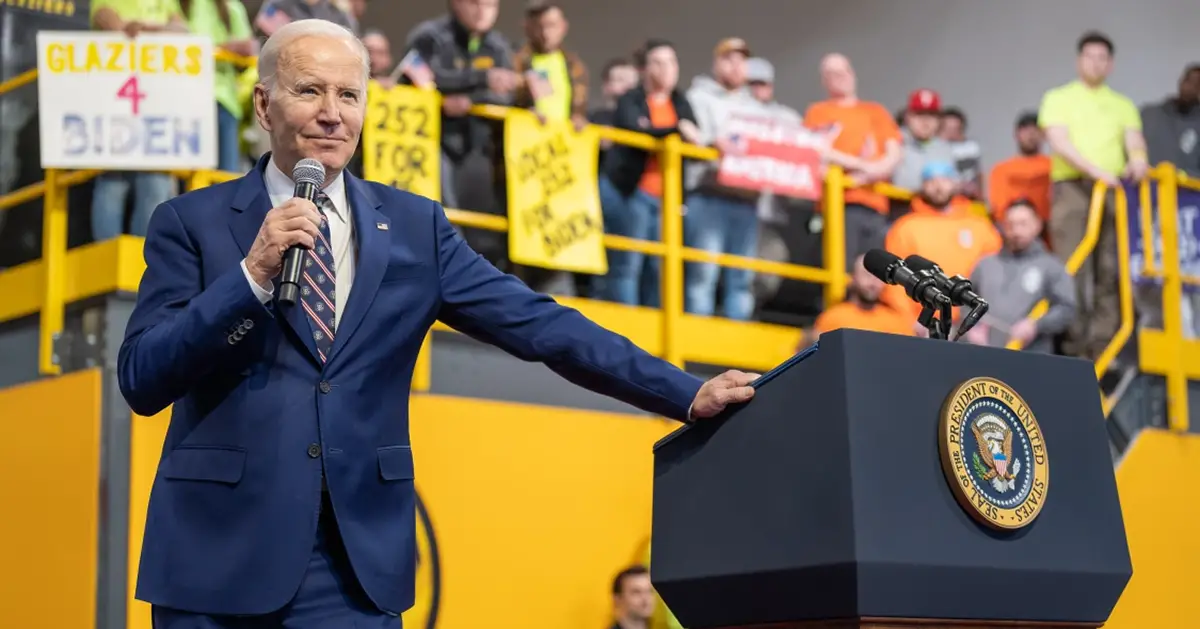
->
xmin=377 ymin=222 xmax=389 ymax=231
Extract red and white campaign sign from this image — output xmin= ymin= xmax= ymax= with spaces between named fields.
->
xmin=716 ymin=115 xmax=825 ymax=200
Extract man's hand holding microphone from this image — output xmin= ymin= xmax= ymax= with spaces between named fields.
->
xmin=244 ymin=198 xmax=324 ymax=290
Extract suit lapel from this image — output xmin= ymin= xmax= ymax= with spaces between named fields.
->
xmin=229 ymin=153 xmax=322 ymax=366
xmin=327 ymin=173 xmax=388 ymax=365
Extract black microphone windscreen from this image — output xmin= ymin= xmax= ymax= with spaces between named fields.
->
xmin=863 ymin=249 xmax=900 ymax=282
xmin=904 ymin=254 xmax=939 ymax=273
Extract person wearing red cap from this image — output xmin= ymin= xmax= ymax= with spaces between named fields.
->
xmin=892 ymin=88 xmax=956 ymax=193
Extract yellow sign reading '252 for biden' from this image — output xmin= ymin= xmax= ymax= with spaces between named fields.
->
xmin=37 ymin=32 xmax=217 ymax=171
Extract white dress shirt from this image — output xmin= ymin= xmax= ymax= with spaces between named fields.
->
xmin=241 ymin=158 xmax=357 ymax=327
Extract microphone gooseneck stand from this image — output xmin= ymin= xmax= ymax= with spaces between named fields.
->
xmin=918 ymin=300 xmax=954 ymax=341
xmin=906 ymin=270 xmax=953 ymax=341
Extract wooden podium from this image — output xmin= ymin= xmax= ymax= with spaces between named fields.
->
xmin=650 ymin=330 xmax=1131 ymax=629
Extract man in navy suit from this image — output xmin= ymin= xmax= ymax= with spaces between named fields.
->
xmin=119 ymin=18 xmax=757 ymax=628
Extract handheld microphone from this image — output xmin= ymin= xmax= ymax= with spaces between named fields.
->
xmin=278 ymin=159 xmax=326 ymax=306
xmin=862 ymin=249 xmax=951 ymax=310
xmin=902 ymin=254 xmax=990 ymax=340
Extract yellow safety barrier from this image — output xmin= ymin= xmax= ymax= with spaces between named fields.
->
xmin=0 ymin=53 xmax=1195 ymax=431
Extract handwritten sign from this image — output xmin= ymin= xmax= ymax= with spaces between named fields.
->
xmin=1126 ymin=183 xmax=1200 ymax=293
xmin=36 ymin=32 xmax=216 ymax=170
xmin=504 ymin=113 xmax=606 ymax=274
xmin=363 ymin=82 xmax=441 ymax=201
xmin=717 ymin=115 xmax=824 ymax=200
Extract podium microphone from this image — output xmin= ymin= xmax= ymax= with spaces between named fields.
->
xmin=903 ymin=254 xmax=990 ymax=340
xmin=903 ymin=255 xmax=988 ymax=309
xmin=278 ymin=159 xmax=326 ymax=306
xmin=862 ymin=249 xmax=950 ymax=310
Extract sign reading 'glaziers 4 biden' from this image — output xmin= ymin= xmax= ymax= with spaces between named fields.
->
xmin=36 ymin=32 xmax=217 ymax=171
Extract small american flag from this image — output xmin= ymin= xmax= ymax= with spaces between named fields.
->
xmin=255 ymin=2 xmax=292 ymax=36
xmin=525 ymin=69 xmax=553 ymax=99
xmin=393 ymin=50 xmax=435 ymax=88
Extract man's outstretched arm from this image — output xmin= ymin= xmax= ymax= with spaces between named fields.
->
xmin=429 ymin=199 xmax=753 ymax=420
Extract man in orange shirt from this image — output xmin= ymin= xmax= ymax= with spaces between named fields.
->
xmin=801 ymin=254 xmax=914 ymax=348
xmin=988 ymin=112 xmax=1052 ymax=224
xmin=803 ymin=53 xmax=903 ymax=272
xmin=884 ymin=161 xmax=1003 ymax=318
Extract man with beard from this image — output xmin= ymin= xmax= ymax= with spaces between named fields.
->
xmin=512 ymin=1 xmax=589 ymax=128
xmin=1142 ymin=63 xmax=1200 ymax=177
xmin=883 ymin=161 xmax=1002 ymax=319
xmin=892 ymin=88 xmax=956 ymax=193
xmin=967 ymin=200 xmax=1075 ymax=353
xmin=802 ymin=253 xmax=915 ymax=348
xmin=988 ymin=112 xmax=1052 ymax=226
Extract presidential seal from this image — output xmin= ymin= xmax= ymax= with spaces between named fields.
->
xmin=938 ymin=377 xmax=1049 ymax=530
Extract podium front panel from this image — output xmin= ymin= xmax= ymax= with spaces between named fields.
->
xmin=652 ymin=330 xmax=1131 ymax=628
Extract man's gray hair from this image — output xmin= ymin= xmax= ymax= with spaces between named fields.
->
xmin=258 ymin=19 xmax=370 ymax=91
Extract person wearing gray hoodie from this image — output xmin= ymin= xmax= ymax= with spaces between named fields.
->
xmin=683 ymin=38 xmax=771 ymax=320
xmin=967 ymin=200 xmax=1076 ymax=353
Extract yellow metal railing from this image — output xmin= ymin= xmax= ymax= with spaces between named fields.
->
xmin=1 ymin=55 xmax=1195 ymax=431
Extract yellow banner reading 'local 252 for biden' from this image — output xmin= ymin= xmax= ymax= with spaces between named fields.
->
xmin=505 ymin=113 xmax=607 ymax=274
xmin=362 ymin=82 xmax=441 ymax=202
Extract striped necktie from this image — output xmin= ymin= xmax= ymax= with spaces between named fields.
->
xmin=301 ymin=193 xmax=337 ymax=362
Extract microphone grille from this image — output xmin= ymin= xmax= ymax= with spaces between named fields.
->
xmin=862 ymin=248 xmax=900 ymax=282
xmin=292 ymin=158 xmax=326 ymax=187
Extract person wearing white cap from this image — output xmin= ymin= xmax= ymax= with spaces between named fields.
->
xmin=745 ymin=57 xmax=801 ymax=125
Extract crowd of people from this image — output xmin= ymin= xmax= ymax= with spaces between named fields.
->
xmin=36 ymin=0 xmax=1200 ymax=389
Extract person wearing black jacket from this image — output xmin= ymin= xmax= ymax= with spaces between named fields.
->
xmin=403 ymin=0 xmax=521 ymax=214
xmin=595 ymin=39 xmax=699 ymax=307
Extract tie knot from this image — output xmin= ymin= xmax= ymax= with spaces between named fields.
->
xmin=315 ymin=193 xmax=333 ymax=216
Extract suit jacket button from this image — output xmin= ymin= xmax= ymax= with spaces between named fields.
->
xmin=227 ymin=334 xmax=237 ymax=345
xmin=307 ymin=443 xmax=321 ymax=458
xmin=319 ymin=381 xmax=331 ymax=394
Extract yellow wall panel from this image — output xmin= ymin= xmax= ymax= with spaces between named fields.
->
xmin=127 ymin=395 xmax=675 ymax=629
xmin=127 ymin=409 xmax=170 ymax=629
xmin=408 ymin=395 xmax=675 ymax=629
xmin=1105 ymin=429 xmax=1200 ymax=628
xmin=0 ymin=370 xmax=103 ymax=629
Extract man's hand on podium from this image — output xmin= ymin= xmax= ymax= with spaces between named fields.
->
xmin=689 ymin=370 xmax=760 ymax=420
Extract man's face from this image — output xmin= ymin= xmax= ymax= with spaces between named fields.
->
xmin=713 ymin=51 xmax=748 ymax=89
xmin=1016 ymin=124 xmax=1042 ymax=155
xmin=348 ymin=0 xmax=367 ymax=20
xmin=850 ymin=257 xmax=884 ymax=303
xmin=1179 ymin=69 xmax=1200 ymax=104
xmin=255 ymin=35 xmax=366 ymax=179
xmin=920 ymin=175 xmax=956 ymax=207
xmin=363 ymin=34 xmax=392 ymax=78
xmin=526 ymin=7 xmax=567 ymax=53
xmin=1003 ymin=205 xmax=1041 ymax=251
xmin=819 ymin=54 xmax=856 ymax=98
xmin=750 ymin=81 xmax=773 ymax=103
xmin=615 ymin=574 xmax=656 ymax=621
xmin=1077 ymin=42 xmax=1112 ymax=84
xmin=452 ymin=0 xmax=499 ymax=34
xmin=906 ymin=111 xmax=939 ymax=140
xmin=604 ymin=64 xmax=638 ymax=100
xmin=939 ymin=115 xmax=964 ymax=142
xmin=644 ymin=46 xmax=679 ymax=91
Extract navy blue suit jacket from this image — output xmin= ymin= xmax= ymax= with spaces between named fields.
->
xmin=118 ymin=156 xmax=704 ymax=615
